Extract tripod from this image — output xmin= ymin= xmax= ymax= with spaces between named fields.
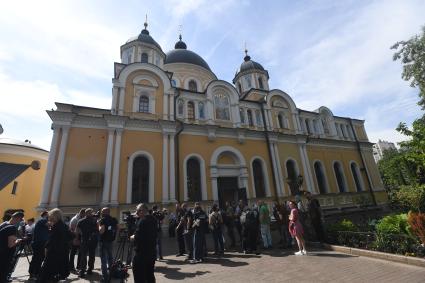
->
xmin=8 ymin=240 xmax=31 ymax=281
xmin=114 ymin=229 xmax=134 ymax=266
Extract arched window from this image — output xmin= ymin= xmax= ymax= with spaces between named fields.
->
xmin=139 ymin=96 xmax=149 ymax=113
xmin=132 ymin=156 xmax=149 ymax=203
xmin=255 ymin=110 xmax=262 ymax=126
xmin=278 ymin=114 xmax=284 ymax=128
xmin=141 ymin=52 xmax=148 ymax=63
xmin=247 ymin=110 xmax=254 ymax=127
xmin=214 ymin=93 xmax=230 ymax=120
xmin=253 ymin=159 xmax=266 ymax=198
xmin=334 ymin=162 xmax=347 ymax=193
xmin=187 ymin=101 xmax=195 ymax=120
xmin=239 ymin=108 xmax=245 ymax=124
xmin=314 ymin=161 xmax=328 ymax=194
xmin=199 ymin=102 xmax=205 ymax=119
xmin=258 ymin=77 xmax=264 ymax=89
xmin=188 ymin=80 xmax=198 ymax=92
xmin=187 ymin=158 xmax=202 ymax=201
xmin=286 ymin=160 xmax=298 ymax=195
xmin=321 ymin=118 xmax=329 ymax=134
xmin=238 ymin=83 xmax=242 ymax=94
xmin=245 ymin=76 xmax=252 ymax=88
xmin=177 ymin=100 xmax=184 ymax=117
xmin=305 ymin=119 xmax=311 ymax=134
xmin=351 ymin=162 xmax=363 ymax=192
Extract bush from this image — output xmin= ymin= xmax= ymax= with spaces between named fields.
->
xmin=327 ymin=219 xmax=359 ymax=233
xmin=391 ymin=185 xmax=425 ymax=212
xmin=408 ymin=212 xmax=425 ymax=245
xmin=375 ymin=213 xmax=410 ymax=235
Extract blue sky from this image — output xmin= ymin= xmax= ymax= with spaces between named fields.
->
xmin=0 ymin=0 xmax=424 ymax=150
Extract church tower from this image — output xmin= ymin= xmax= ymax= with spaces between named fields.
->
xmin=233 ymin=49 xmax=269 ymax=96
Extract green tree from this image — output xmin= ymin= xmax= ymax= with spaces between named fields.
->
xmin=391 ymin=26 xmax=425 ymax=109
xmin=378 ymin=148 xmax=417 ymax=189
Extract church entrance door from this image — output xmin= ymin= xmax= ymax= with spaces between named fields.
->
xmin=217 ymin=177 xmax=239 ymax=208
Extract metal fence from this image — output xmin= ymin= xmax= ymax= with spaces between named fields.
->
xmin=328 ymin=231 xmax=425 ymax=258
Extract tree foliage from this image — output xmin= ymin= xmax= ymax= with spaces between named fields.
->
xmin=391 ymin=25 xmax=425 ymax=109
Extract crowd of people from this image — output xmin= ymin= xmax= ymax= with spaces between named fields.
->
xmin=0 ymin=191 xmax=325 ymax=283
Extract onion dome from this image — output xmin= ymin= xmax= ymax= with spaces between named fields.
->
xmin=125 ymin=21 xmax=162 ymax=51
xmin=238 ymin=49 xmax=265 ymax=73
xmin=165 ymin=35 xmax=212 ymax=72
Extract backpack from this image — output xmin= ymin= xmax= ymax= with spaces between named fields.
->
xmin=245 ymin=211 xmax=257 ymax=228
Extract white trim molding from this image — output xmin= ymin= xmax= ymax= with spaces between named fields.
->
xmin=183 ymin=153 xmax=208 ymax=201
xmin=126 ymin=150 xmax=155 ymax=204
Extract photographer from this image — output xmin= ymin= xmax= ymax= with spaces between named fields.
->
xmin=69 ymin=208 xmax=85 ymax=272
xmin=0 ymin=211 xmax=24 ymax=283
xmin=191 ymin=202 xmax=207 ymax=263
xmin=131 ymin=203 xmax=157 ymax=283
xmin=174 ymin=203 xmax=186 ymax=256
xmin=77 ymin=208 xmax=98 ymax=278
xmin=28 ymin=211 xmax=49 ymax=280
xmin=152 ymin=205 xmax=166 ymax=260
xmin=98 ymin=207 xmax=118 ymax=283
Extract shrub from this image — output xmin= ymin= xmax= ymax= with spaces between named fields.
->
xmin=391 ymin=185 xmax=425 ymax=212
xmin=375 ymin=213 xmax=410 ymax=235
xmin=407 ymin=212 xmax=425 ymax=245
xmin=327 ymin=219 xmax=359 ymax=233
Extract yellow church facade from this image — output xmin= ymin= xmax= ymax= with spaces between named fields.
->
xmin=39 ymin=23 xmax=387 ymax=218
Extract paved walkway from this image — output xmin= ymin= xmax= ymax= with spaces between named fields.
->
xmin=12 ymin=244 xmax=425 ymax=282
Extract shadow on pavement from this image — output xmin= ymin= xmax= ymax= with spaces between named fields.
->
xmin=310 ymin=252 xmax=357 ymax=258
xmin=155 ymin=266 xmax=211 ymax=280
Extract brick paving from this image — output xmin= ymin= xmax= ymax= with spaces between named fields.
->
xmin=11 ymin=235 xmax=425 ymax=283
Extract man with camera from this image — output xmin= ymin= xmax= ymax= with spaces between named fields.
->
xmin=0 ymin=211 xmax=24 ymax=283
xmin=174 ymin=203 xmax=186 ymax=256
xmin=98 ymin=207 xmax=118 ymax=282
xmin=151 ymin=205 xmax=166 ymax=260
xmin=77 ymin=208 xmax=98 ymax=278
xmin=28 ymin=211 xmax=49 ymax=280
xmin=131 ymin=203 xmax=157 ymax=283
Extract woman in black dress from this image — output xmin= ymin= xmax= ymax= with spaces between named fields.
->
xmin=37 ymin=208 xmax=73 ymax=282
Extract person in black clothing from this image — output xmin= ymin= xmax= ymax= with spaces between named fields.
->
xmin=0 ymin=211 xmax=24 ymax=283
xmin=131 ymin=203 xmax=157 ymax=283
xmin=28 ymin=211 xmax=49 ymax=280
xmin=223 ymin=201 xmax=236 ymax=248
xmin=152 ymin=205 xmax=166 ymax=260
xmin=305 ymin=192 xmax=326 ymax=243
xmin=241 ymin=207 xmax=260 ymax=255
xmin=77 ymin=208 xmax=98 ymax=278
xmin=98 ymin=207 xmax=118 ymax=282
xmin=174 ymin=203 xmax=186 ymax=256
xmin=182 ymin=203 xmax=194 ymax=261
xmin=191 ymin=202 xmax=207 ymax=263
xmin=234 ymin=200 xmax=245 ymax=245
xmin=37 ymin=208 xmax=73 ymax=283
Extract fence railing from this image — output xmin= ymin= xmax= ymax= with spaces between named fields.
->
xmin=328 ymin=231 xmax=425 ymax=258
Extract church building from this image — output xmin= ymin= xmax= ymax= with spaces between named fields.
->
xmin=39 ymin=22 xmax=387 ymax=218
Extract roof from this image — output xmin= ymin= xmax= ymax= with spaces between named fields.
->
xmin=164 ymin=37 xmax=212 ymax=72
xmin=0 ymin=138 xmax=48 ymax=152
xmin=239 ymin=55 xmax=265 ymax=73
xmin=125 ymin=28 xmax=162 ymax=51
xmin=0 ymin=162 xmax=30 ymax=191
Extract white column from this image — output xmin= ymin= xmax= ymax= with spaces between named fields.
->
xmin=308 ymin=119 xmax=315 ymax=134
xmin=111 ymin=86 xmax=119 ymax=114
xmin=169 ymin=93 xmax=175 ymax=121
xmin=269 ymin=143 xmax=283 ymax=197
xmin=299 ymin=144 xmax=314 ymax=193
xmin=39 ymin=125 xmax=60 ymax=208
xmin=169 ymin=134 xmax=176 ymax=202
xmin=162 ymin=134 xmax=169 ymax=203
xmin=212 ymin=177 xmax=218 ymax=201
xmin=267 ymin=109 xmax=274 ymax=130
xmin=163 ymin=93 xmax=168 ymax=120
xmin=50 ymin=126 xmax=70 ymax=206
xmin=292 ymin=113 xmax=301 ymax=133
xmin=110 ymin=129 xmax=123 ymax=205
xmin=273 ymin=143 xmax=285 ymax=197
xmin=194 ymin=101 xmax=199 ymax=121
xmin=118 ymin=87 xmax=125 ymax=115
xmin=101 ymin=129 xmax=115 ymax=205
xmin=206 ymin=100 xmax=214 ymax=124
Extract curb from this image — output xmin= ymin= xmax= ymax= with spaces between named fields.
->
xmin=322 ymin=243 xmax=425 ymax=268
